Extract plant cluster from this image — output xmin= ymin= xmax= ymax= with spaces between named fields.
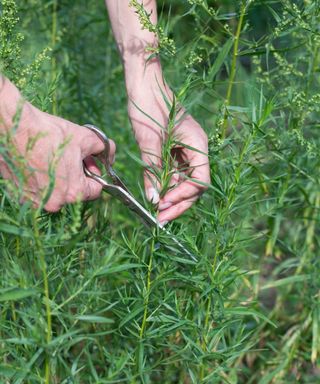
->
xmin=0 ymin=0 xmax=319 ymax=383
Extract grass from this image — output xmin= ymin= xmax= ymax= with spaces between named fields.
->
xmin=0 ymin=0 xmax=319 ymax=383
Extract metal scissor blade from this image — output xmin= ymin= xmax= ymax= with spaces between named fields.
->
xmin=106 ymin=185 xmax=197 ymax=261
xmin=161 ymin=226 xmax=198 ymax=262
xmin=90 ymin=174 xmax=197 ymax=262
xmin=104 ymin=183 xmax=160 ymax=229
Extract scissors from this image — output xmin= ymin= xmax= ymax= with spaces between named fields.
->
xmin=83 ymin=124 xmax=197 ymax=262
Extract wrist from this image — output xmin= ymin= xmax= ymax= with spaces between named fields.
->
xmin=124 ymin=53 xmax=164 ymax=95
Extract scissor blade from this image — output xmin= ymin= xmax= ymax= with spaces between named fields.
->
xmin=160 ymin=226 xmax=198 ymax=262
xmin=109 ymin=187 xmax=197 ymax=261
xmin=93 ymin=176 xmax=197 ymax=261
xmin=105 ymin=183 xmax=160 ymax=228
xmin=105 ymin=186 xmax=197 ymax=261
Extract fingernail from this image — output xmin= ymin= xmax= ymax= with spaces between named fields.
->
xmin=158 ymin=201 xmax=173 ymax=211
xmin=147 ymin=187 xmax=159 ymax=204
xmin=160 ymin=220 xmax=169 ymax=227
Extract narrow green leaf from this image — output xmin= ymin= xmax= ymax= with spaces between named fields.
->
xmin=96 ymin=263 xmax=143 ymax=277
xmin=119 ymin=306 xmax=144 ymax=328
xmin=0 ymin=287 xmax=37 ymax=302
xmin=225 ymin=307 xmax=277 ymax=327
xmin=129 ymin=99 xmax=164 ymax=129
xmin=0 ymin=223 xmax=31 ymax=237
xmin=208 ymin=38 xmax=233 ymax=80
xmin=75 ymin=315 xmax=114 ymax=324
xmin=261 ymin=275 xmax=311 ymax=290
xmin=2 ymin=338 xmax=35 ymax=345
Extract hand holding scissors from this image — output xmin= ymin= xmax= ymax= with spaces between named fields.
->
xmin=83 ymin=124 xmax=197 ymax=262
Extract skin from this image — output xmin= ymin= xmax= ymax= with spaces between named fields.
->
xmin=0 ymin=77 xmax=113 ymax=212
xmin=0 ymin=0 xmax=210 ymax=223
xmin=106 ymin=0 xmax=210 ymax=223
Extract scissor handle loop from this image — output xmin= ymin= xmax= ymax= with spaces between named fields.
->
xmin=83 ymin=124 xmax=130 ymax=193
xmin=83 ymin=124 xmax=112 ymax=175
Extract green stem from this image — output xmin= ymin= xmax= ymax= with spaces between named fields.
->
xmin=140 ymin=237 xmax=155 ymax=339
xmin=222 ymin=2 xmax=246 ymax=139
xmin=136 ymin=237 xmax=155 ymax=382
xmin=33 ymin=212 xmax=52 ymax=384
xmin=199 ymin=242 xmax=220 ymax=382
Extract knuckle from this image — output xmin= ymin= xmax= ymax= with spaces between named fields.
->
xmin=45 ymin=188 xmax=66 ymax=211
xmin=91 ymin=182 xmax=103 ymax=200
xmin=65 ymin=188 xmax=82 ymax=203
xmin=45 ymin=202 xmax=62 ymax=213
xmin=86 ymin=181 xmax=102 ymax=201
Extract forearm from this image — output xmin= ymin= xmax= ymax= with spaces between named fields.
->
xmin=105 ymin=0 xmax=162 ymax=90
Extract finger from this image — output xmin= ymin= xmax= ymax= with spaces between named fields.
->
xmin=83 ymin=177 xmax=103 ymax=201
xmin=65 ymin=156 xmax=103 ymax=203
xmin=44 ymin=191 xmax=65 ymax=212
xmin=158 ymin=152 xmax=210 ymax=211
xmin=81 ymin=138 xmax=115 ymax=200
xmin=45 ymin=201 xmax=63 ymax=213
xmin=80 ymin=134 xmax=116 ymax=201
xmin=82 ymin=156 xmax=103 ymax=201
xmin=78 ymin=127 xmax=107 ymax=157
xmin=168 ymin=171 xmax=180 ymax=188
xmin=64 ymin=176 xmax=102 ymax=203
xmin=140 ymin=142 xmax=162 ymax=205
xmin=83 ymin=155 xmax=101 ymax=176
xmin=158 ymin=178 xmax=205 ymax=211
xmin=81 ymin=132 xmax=116 ymax=166
xmin=108 ymin=139 xmax=116 ymax=165
xmin=158 ymin=196 xmax=198 ymax=224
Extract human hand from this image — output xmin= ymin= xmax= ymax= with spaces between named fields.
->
xmin=105 ymin=0 xmax=209 ymax=224
xmin=127 ymin=75 xmax=210 ymax=224
xmin=0 ymin=83 xmax=115 ymax=212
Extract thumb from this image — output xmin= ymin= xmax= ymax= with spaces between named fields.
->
xmin=80 ymin=127 xmax=116 ymax=164
xmin=140 ymin=141 xmax=162 ymax=205
xmin=79 ymin=127 xmax=106 ymax=158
